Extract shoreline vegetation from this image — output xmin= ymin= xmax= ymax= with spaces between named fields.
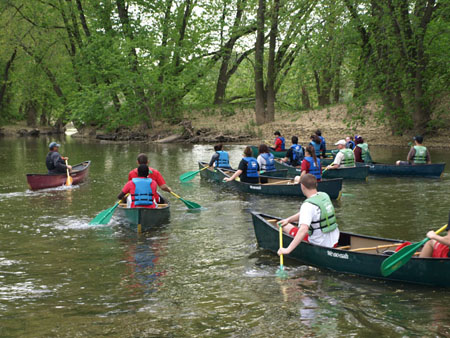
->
xmin=2 ymin=104 xmax=450 ymax=149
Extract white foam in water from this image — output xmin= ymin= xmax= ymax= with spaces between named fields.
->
xmin=39 ymin=215 xmax=98 ymax=231
xmin=244 ymin=267 xmax=276 ymax=277
xmin=0 ymin=185 xmax=80 ymax=201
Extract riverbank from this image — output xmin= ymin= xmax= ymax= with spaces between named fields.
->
xmin=2 ymin=104 xmax=450 ymax=149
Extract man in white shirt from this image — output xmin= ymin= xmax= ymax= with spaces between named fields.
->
xmin=278 ymin=174 xmax=340 ymax=256
xmin=328 ymin=139 xmax=355 ymax=169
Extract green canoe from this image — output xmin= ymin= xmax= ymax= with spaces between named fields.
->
xmin=116 ymin=193 xmax=170 ymax=232
xmin=251 ymin=212 xmax=450 ymax=287
xmin=273 ymin=160 xmax=369 ymax=180
xmin=198 ymin=162 xmax=343 ymax=200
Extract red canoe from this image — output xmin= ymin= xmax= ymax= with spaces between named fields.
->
xmin=26 ymin=161 xmax=91 ymax=190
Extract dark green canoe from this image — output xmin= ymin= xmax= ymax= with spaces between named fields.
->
xmin=250 ymin=145 xmax=286 ymax=158
xmin=251 ymin=212 xmax=450 ymax=287
xmin=198 ymin=162 xmax=343 ymax=199
xmin=116 ymin=194 xmax=170 ymax=232
xmin=356 ymin=162 xmax=446 ymax=178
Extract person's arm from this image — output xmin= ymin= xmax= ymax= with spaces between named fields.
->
xmin=426 ymin=149 xmax=431 ymax=164
xmin=427 ymin=231 xmax=450 ymax=246
xmin=224 ymin=169 xmax=242 ymax=181
xmin=330 ymin=153 xmax=342 ymax=169
xmin=257 ymin=155 xmax=263 ymax=169
xmin=53 ymin=153 xmax=69 ymax=171
xmin=281 ymin=149 xmax=292 ymax=163
xmin=278 ymin=212 xmax=300 ymax=227
xmin=117 ymin=183 xmax=130 ymax=200
xmin=354 ymin=147 xmax=362 ymax=162
xmin=208 ymin=153 xmax=219 ymax=167
xmin=300 ymin=159 xmax=309 ymax=177
xmin=159 ymin=184 xmax=172 ymax=193
xmin=278 ymin=224 xmax=309 ymax=255
xmin=407 ymin=148 xmax=415 ymax=162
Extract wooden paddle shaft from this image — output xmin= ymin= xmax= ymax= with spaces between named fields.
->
xmin=350 ymin=243 xmax=402 ymax=252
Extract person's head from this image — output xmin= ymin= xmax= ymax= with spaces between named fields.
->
xmin=310 ymin=134 xmax=321 ymax=144
xmin=345 ymin=136 xmax=351 ymax=143
xmin=355 ymin=136 xmax=364 ymax=144
xmin=137 ymin=153 xmax=149 ymax=165
xmin=48 ymin=142 xmax=60 ymax=152
xmin=335 ymin=139 xmax=346 ymax=149
xmin=243 ymin=146 xmax=253 ymax=157
xmin=274 ymin=131 xmax=281 ymax=137
xmin=305 ymin=145 xmax=315 ymax=157
xmin=137 ymin=164 xmax=149 ymax=177
xmin=291 ymin=136 xmax=298 ymax=144
xmin=300 ymin=173 xmax=318 ymax=194
xmin=413 ymin=135 xmax=423 ymax=144
xmin=315 ymin=129 xmax=322 ymax=137
xmin=258 ymin=144 xmax=270 ymax=154
xmin=214 ymin=144 xmax=223 ymax=152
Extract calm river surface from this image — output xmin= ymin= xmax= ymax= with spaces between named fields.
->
xmin=1 ymin=137 xmax=450 ymax=337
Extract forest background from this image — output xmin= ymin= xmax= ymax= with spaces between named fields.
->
xmin=0 ymin=0 xmax=448 ymax=138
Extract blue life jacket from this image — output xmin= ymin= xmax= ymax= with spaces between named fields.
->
xmin=310 ymin=141 xmax=321 ymax=157
xmin=243 ymin=157 xmax=259 ymax=177
xmin=260 ymin=153 xmax=275 ymax=171
xmin=276 ymin=137 xmax=285 ymax=150
xmin=132 ymin=178 xmax=153 ymax=206
xmin=304 ymin=156 xmax=321 ymax=180
xmin=318 ymin=136 xmax=326 ymax=151
xmin=215 ymin=150 xmax=231 ymax=168
xmin=346 ymin=140 xmax=355 ymax=150
xmin=290 ymin=144 xmax=304 ymax=163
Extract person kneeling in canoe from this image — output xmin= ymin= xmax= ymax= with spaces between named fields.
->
xmin=208 ymin=144 xmax=232 ymax=169
xmin=119 ymin=164 xmax=158 ymax=208
xmin=128 ymin=153 xmax=172 ymax=193
xmin=278 ymin=174 xmax=340 ymax=256
xmin=272 ymin=131 xmax=285 ymax=152
xmin=327 ymin=139 xmax=355 ymax=169
xmin=223 ymin=146 xmax=259 ymax=184
xmin=46 ymin=142 xmax=72 ymax=174
xmin=354 ymin=135 xmax=372 ymax=163
xmin=257 ymin=144 xmax=276 ymax=172
xmin=419 ymin=230 xmax=450 ymax=258
xmin=396 ymin=135 xmax=431 ymax=166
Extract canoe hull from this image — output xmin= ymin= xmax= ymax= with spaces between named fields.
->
xmin=198 ymin=162 xmax=343 ymax=199
xmin=274 ymin=160 xmax=369 ymax=180
xmin=116 ymin=194 xmax=170 ymax=232
xmin=357 ymin=162 xmax=446 ymax=178
xmin=251 ymin=212 xmax=450 ymax=287
xmin=26 ymin=161 xmax=91 ymax=190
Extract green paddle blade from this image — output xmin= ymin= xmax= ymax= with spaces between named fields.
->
xmin=180 ymin=197 xmax=201 ymax=210
xmin=179 ymin=170 xmax=200 ymax=182
xmin=276 ymin=265 xmax=288 ymax=279
xmin=380 ymin=239 xmax=426 ymax=277
xmin=89 ymin=202 xmax=120 ymax=225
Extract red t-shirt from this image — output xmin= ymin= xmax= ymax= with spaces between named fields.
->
xmin=432 ymin=242 xmax=450 ymax=258
xmin=274 ymin=137 xmax=283 ymax=152
xmin=128 ymin=167 xmax=166 ymax=186
xmin=122 ymin=179 xmax=158 ymax=208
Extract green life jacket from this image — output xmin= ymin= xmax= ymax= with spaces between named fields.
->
xmin=305 ymin=192 xmax=338 ymax=235
xmin=413 ymin=145 xmax=427 ymax=164
xmin=339 ymin=148 xmax=355 ymax=167
xmin=357 ymin=143 xmax=372 ymax=163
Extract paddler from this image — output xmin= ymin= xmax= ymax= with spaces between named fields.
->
xmin=309 ymin=134 xmax=322 ymax=158
xmin=128 ymin=153 xmax=172 ymax=193
xmin=223 ymin=146 xmax=259 ymax=183
xmin=257 ymin=144 xmax=276 ymax=172
xmin=354 ymin=135 xmax=372 ymax=163
xmin=277 ymin=174 xmax=340 ymax=256
xmin=119 ymin=164 xmax=158 ymax=208
xmin=327 ymin=139 xmax=355 ymax=169
xmin=208 ymin=144 xmax=232 ymax=169
xmin=46 ymin=142 xmax=72 ymax=174
xmin=272 ymin=131 xmax=285 ymax=152
xmin=419 ymin=229 xmax=450 ymax=258
xmin=315 ymin=129 xmax=326 ymax=157
xmin=281 ymin=136 xmax=304 ymax=166
xmin=396 ymin=135 xmax=431 ymax=166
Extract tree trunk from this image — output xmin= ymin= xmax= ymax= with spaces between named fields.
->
xmin=301 ymin=85 xmax=311 ymax=109
xmin=266 ymin=0 xmax=280 ymax=123
xmin=26 ymin=100 xmax=38 ymax=127
xmin=0 ymin=49 xmax=17 ymax=110
xmin=254 ymin=0 xmax=266 ymax=125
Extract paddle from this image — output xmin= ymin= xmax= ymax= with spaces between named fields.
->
xmin=89 ymin=194 xmax=128 ymax=225
xmin=180 ymin=166 xmax=209 ymax=182
xmin=276 ymin=222 xmax=288 ymax=279
xmin=380 ymin=216 xmax=450 ymax=277
xmin=65 ymin=159 xmax=73 ymax=186
xmin=170 ymin=191 xmax=201 ymax=210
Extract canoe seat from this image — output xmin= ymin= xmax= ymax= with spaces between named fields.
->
xmin=157 ymin=204 xmax=168 ymax=208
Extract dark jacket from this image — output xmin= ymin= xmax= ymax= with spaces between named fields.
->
xmin=46 ymin=151 xmax=67 ymax=174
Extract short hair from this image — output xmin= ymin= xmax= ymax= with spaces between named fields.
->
xmin=214 ymin=144 xmax=223 ymax=151
xmin=243 ymin=146 xmax=253 ymax=157
xmin=137 ymin=153 xmax=148 ymax=165
xmin=315 ymin=129 xmax=322 ymax=136
xmin=274 ymin=131 xmax=281 ymax=136
xmin=414 ymin=135 xmax=423 ymax=143
xmin=258 ymin=144 xmax=269 ymax=154
xmin=291 ymin=136 xmax=298 ymax=144
xmin=300 ymin=173 xmax=318 ymax=190
xmin=137 ymin=164 xmax=149 ymax=177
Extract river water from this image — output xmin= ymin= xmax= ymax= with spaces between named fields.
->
xmin=0 ymin=137 xmax=449 ymax=337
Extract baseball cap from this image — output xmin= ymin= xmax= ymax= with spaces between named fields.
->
xmin=334 ymin=139 xmax=346 ymax=146
xmin=48 ymin=142 xmax=60 ymax=149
